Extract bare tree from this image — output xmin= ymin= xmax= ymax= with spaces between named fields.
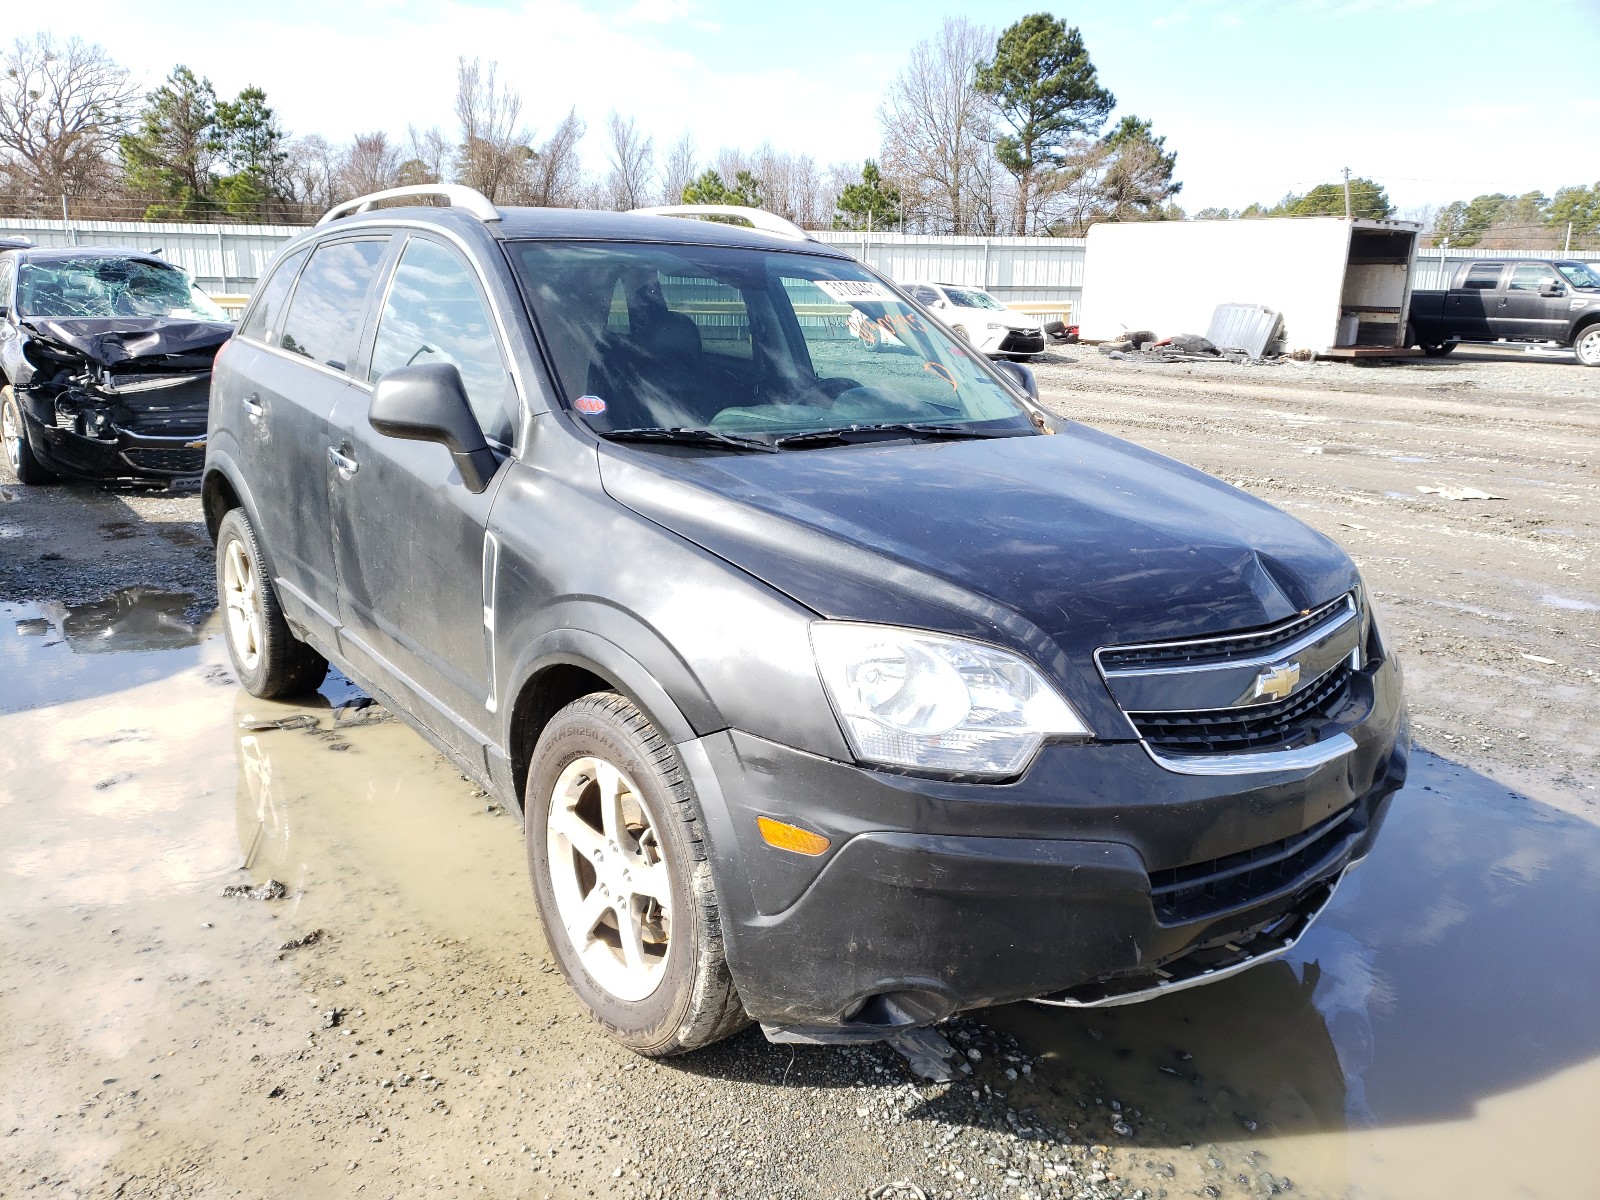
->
xmin=661 ymin=132 xmax=696 ymax=206
xmin=283 ymin=134 xmax=339 ymax=214
xmin=878 ymin=17 xmax=997 ymax=234
xmin=400 ymin=124 xmax=451 ymax=185
xmin=604 ymin=112 xmax=655 ymax=210
xmin=749 ymin=144 xmax=836 ymax=229
xmin=523 ymin=107 xmax=586 ymax=207
xmin=337 ymin=131 xmax=403 ymax=198
xmin=453 ymin=56 xmax=526 ymax=202
xmin=0 ymin=33 xmax=137 ymax=207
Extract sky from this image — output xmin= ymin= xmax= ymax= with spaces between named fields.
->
xmin=37 ymin=0 xmax=1600 ymax=215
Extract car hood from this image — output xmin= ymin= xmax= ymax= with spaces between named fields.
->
xmin=598 ymin=425 xmax=1357 ymax=700
xmin=955 ymin=308 xmax=1039 ymax=330
xmin=20 ymin=317 xmax=233 ymax=366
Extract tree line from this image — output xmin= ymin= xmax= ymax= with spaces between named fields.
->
xmin=0 ymin=19 xmax=1590 ymax=250
xmin=1197 ymin=177 xmax=1600 ymax=250
xmin=0 ymin=16 xmax=1178 ymax=236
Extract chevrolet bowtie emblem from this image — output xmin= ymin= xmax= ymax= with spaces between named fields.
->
xmin=1254 ymin=661 xmax=1301 ymax=701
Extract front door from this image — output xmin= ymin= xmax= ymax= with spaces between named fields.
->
xmin=1446 ymin=261 xmax=1505 ymax=340
xmin=326 ymin=234 xmax=521 ymax=751
xmin=1499 ymin=263 xmax=1569 ymax=342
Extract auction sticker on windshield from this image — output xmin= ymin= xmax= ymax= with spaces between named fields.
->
xmin=812 ymin=279 xmax=897 ymax=304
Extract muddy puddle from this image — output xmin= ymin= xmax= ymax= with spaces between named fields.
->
xmin=1 ymin=605 xmax=1596 ymax=1199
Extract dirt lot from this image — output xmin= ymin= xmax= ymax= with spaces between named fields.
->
xmin=1 ymin=347 xmax=1596 ymax=1200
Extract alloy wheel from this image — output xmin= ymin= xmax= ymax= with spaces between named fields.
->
xmin=545 ymin=755 xmax=673 ymax=1003
xmin=222 ymin=537 xmax=264 ymax=672
xmin=1577 ymin=327 xmax=1600 ymax=367
xmin=2 ymin=403 xmax=20 ymax=471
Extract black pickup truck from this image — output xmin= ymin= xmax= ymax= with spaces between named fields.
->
xmin=1408 ymin=258 xmax=1600 ymax=365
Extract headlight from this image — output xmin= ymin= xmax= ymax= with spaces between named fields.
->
xmin=810 ymin=623 xmax=1089 ymax=777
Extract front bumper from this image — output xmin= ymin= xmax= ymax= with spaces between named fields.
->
xmin=17 ymin=394 xmax=206 ymax=483
xmin=685 ymin=653 xmax=1406 ymax=1032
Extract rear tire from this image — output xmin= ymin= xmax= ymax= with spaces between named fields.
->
xmin=215 ymin=508 xmax=328 ymax=698
xmin=2 ymin=388 xmax=56 ymax=485
xmin=1421 ymin=341 xmax=1456 ymax=357
xmin=1574 ymin=325 xmax=1600 ymax=367
xmin=526 ymin=692 xmax=748 ymax=1056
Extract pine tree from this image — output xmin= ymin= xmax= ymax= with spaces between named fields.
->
xmin=833 ymin=161 xmax=901 ymax=231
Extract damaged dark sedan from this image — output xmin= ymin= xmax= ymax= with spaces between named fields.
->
xmin=0 ymin=245 xmax=231 ymax=486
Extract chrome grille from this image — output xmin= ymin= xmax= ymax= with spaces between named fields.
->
xmin=1099 ymin=593 xmax=1354 ymax=671
xmin=1131 ymin=662 xmax=1354 ymax=756
xmin=1098 ymin=593 xmax=1365 ymax=768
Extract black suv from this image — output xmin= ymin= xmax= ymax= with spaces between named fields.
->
xmin=1 ymin=244 xmax=231 ymax=485
xmin=205 ymin=188 xmax=1407 ymax=1059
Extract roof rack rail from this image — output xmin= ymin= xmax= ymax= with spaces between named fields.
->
xmin=629 ymin=204 xmax=816 ymax=243
xmin=318 ymin=185 xmax=500 ymax=226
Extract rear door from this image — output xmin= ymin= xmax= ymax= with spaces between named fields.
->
xmin=326 ymin=233 xmax=520 ymax=751
xmin=227 ymin=236 xmax=389 ymax=634
xmin=1446 ymin=261 xmax=1506 ymax=339
xmin=1500 ymin=262 xmax=1568 ymax=341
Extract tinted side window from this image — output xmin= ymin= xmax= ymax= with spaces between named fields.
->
xmin=369 ymin=238 xmax=515 ymax=444
xmin=1461 ymin=263 xmax=1505 ymax=290
xmin=0 ymin=254 xmax=16 ymax=313
xmin=1507 ymin=264 xmax=1551 ymax=292
xmin=279 ymin=238 xmax=388 ymax=372
xmin=239 ymin=248 xmax=307 ymax=344
xmin=905 ymin=284 xmax=941 ymax=305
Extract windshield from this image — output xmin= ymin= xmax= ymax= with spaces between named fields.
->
xmin=942 ymin=287 xmax=1006 ymax=311
xmin=511 ymin=241 xmax=1036 ymax=442
xmin=1555 ymin=262 xmax=1600 ymax=290
xmin=17 ymin=256 xmax=227 ymax=321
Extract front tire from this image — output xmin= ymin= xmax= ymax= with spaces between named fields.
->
xmin=1421 ymin=340 xmax=1456 ymax=357
xmin=1574 ymin=325 xmax=1600 ymax=367
xmin=215 ymin=508 xmax=328 ymax=698
xmin=2 ymin=388 xmax=55 ymax=485
xmin=526 ymin=692 xmax=747 ymax=1056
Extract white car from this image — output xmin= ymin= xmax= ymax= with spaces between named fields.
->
xmin=902 ymin=282 xmax=1046 ymax=359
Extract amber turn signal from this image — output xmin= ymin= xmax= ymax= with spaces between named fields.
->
xmin=756 ymin=816 xmax=831 ymax=857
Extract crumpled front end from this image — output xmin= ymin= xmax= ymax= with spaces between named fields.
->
xmin=4 ymin=318 xmax=230 ymax=483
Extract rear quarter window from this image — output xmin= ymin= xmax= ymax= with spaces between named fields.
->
xmin=1460 ymin=263 xmax=1506 ymax=290
xmin=239 ymin=248 xmax=308 ymax=345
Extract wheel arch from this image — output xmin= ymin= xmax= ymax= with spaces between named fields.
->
xmin=504 ymin=629 xmax=710 ymax=812
xmin=1571 ymin=311 xmax=1600 ymax=339
xmin=202 ymin=465 xmax=242 ymax=542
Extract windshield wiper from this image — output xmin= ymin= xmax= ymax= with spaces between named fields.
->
xmin=603 ymin=426 xmax=779 ymax=453
xmin=772 ymin=422 xmax=1025 ymax=449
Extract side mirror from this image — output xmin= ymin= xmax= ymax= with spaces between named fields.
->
xmin=992 ymin=359 xmax=1039 ymax=400
xmin=369 ymin=363 xmax=498 ymax=493
xmin=1539 ymin=279 xmax=1565 ymax=297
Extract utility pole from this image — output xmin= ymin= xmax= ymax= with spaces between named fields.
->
xmin=1566 ymin=221 xmax=1573 ymax=254
xmin=1342 ymin=167 xmax=1352 ymax=219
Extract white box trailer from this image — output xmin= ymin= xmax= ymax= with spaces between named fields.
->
xmin=1078 ymin=216 xmax=1423 ymax=357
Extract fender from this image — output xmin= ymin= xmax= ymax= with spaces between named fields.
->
xmin=501 ymin=623 xmax=718 ymax=752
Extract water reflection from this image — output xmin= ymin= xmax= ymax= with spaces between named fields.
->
xmin=3 ymin=591 xmax=216 ymax=713
xmin=16 ymin=587 xmax=207 ymax=654
xmin=985 ymin=750 xmax=1600 ymax=1195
